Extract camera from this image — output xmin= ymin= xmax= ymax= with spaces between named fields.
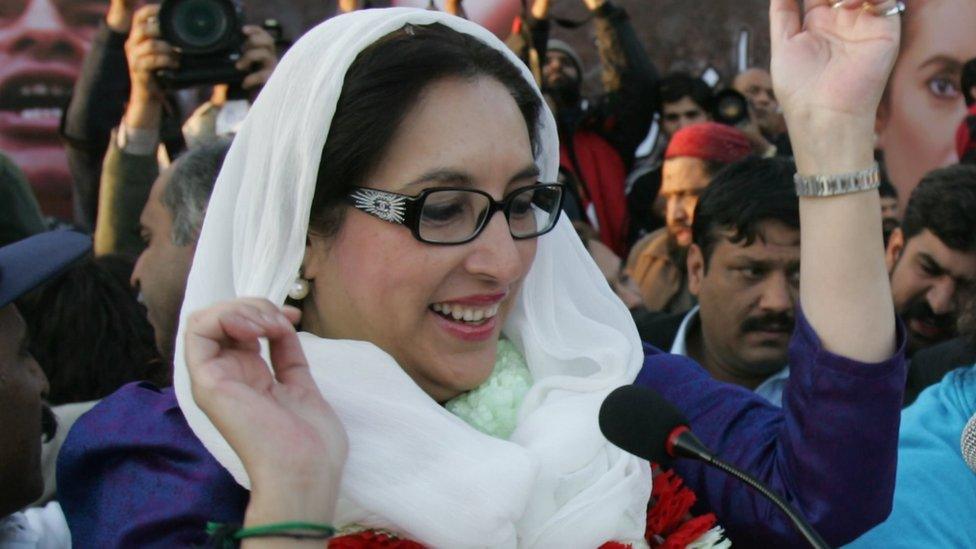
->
xmin=711 ymin=89 xmax=751 ymax=128
xmin=155 ymin=0 xmax=247 ymax=89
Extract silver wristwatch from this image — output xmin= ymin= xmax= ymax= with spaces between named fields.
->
xmin=794 ymin=163 xmax=881 ymax=197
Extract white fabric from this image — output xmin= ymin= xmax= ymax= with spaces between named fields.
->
xmin=173 ymin=8 xmax=650 ymax=548
xmin=0 ymin=503 xmax=71 ymax=549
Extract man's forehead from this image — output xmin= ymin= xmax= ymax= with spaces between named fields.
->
xmin=663 ymin=97 xmax=703 ymax=113
xmin=662 ymin=157 xmax=710 ymax=189
xmin=715 ymin=222 xmax=800 ymax=255
xmin=907 ymin=229 xmax=976 ymax=279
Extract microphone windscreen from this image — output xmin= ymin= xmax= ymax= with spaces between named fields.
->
xmin=599 ymin=384 xmax=689 ymax=466
xmin=962 ymin=412 xmax=976 ymax=474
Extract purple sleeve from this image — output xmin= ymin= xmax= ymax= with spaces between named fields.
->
xmin=57 ymin=382 xmax=248 ymax=548
xmin=635 ymin=308 xmax=906 ymax=546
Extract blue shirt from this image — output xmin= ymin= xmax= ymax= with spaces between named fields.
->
xmin=845 ymin=365 xmax=976 ymax=548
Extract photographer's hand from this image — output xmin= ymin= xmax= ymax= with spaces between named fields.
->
xmin=237 ymin=26 xmax=278 ymax=92
xmin=106 ymin=0 xmax=139 ymax=34
xmin=123 ymin=5 xmax=178 ymax=130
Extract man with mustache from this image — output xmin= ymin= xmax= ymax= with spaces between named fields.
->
xmin=636 ymin=157 xmax=799 ymax=405
xmin=0 ymin=230 xmax=90 ymax=546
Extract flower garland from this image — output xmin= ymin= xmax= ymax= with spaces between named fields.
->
xmin=326 ymin=341 xmax=730 ymax=548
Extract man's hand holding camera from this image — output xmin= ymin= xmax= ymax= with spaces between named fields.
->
xmin=124 ymin=5 xmax=176 ymax=130
xmin=237 ymin=25 xmax=277 ymax=91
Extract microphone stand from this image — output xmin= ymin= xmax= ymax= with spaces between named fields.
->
xmin=670 ymin=428 xmax=831 ymax=549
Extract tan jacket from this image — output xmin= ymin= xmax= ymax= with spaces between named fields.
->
xmin=625 ymin=228 xmax=694 ymax=314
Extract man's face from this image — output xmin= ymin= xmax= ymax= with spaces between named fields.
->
xmin=131 ymin=172 xmax=195 ymax=361
xmin=0 ymin=0 xmax=108 ymax=218
xmin=542 ymin=50 xmax=580 ymax=96
xmin=0 ymin=304 xmax=49 ymax=517
xmin=733 ymin=69 xmax=781 ymax=134
xmin=661 ymin=156 xmax=712 ymax=248
xmin=689 ymin=221 xmax=800 ymax=385
xmin=661 ymin=96 xmax=709 ymax=138
xmin=887 ymin=228 xmax=976 ymax=353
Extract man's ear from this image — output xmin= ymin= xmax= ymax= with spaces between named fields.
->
xmin=885 ymin=227 xmax=905 ymax=274
xmin=687 ymin=244 xmax=706 ymax=297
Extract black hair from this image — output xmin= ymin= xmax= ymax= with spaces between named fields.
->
xmin=879 ymin=178 xmax=897 ymax=199
xmin=309 ymin=23 xmax=543 ymax=237
xmin=902 ymin=164 xmax=976 ymax=251
xmin=656 ymin=72 xmax=714 ymax=116
xmin=962 ymin=57 xmax=976 ymax=107
xmin=692 ymin=157 xmax=800 ymax=267
xmin=18 ymin=255 xmax=167 ymax=405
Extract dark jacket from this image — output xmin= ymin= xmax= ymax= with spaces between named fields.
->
xmin=632 ymin=308 xmax=684 ymax=350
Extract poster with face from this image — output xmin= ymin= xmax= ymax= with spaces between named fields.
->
xmin=0 ymin=0 xmax=108 ymax=221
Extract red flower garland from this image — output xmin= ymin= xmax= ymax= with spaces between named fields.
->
xmin=329 ymin=465 xmax=723 ymax=549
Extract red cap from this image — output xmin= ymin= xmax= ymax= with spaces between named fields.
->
xmin=665 ymin=122 xmax=752 ymax=164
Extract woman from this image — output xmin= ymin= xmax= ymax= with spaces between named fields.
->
xmin=59 ymin=2 xmax=904 ymax=547
xmin=876 ymin=0 xmax=976 ymax=200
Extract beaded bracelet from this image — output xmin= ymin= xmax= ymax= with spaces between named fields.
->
xmin=206 ymin=521 xmax=336 ymax=548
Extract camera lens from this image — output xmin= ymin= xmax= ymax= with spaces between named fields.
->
xmin=170 ymin=0 xmax=230 ymax=50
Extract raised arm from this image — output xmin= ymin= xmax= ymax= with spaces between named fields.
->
xmin=588 ymin=0 xmax=658 ymax=166
xmin=772 ymin=0 xmax=898 ymax=360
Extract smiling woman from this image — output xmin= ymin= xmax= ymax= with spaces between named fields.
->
xmin=876 ymin=0 xmax=976 ymax=200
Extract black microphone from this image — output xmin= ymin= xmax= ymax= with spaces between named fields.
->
xmin=599 ymin=385 xmax=831 ymax=549
xmin=961 ymin=412 xmax=976 ymax=474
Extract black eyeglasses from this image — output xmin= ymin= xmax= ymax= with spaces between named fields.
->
xmin=346 ymin=183 xmax=565 ymax=245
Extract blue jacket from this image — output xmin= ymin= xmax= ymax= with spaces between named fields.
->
xmin=846 ymin=365 xmax=976 ymax=548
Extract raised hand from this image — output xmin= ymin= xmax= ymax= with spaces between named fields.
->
xmin=771 ymin=0 xmax=901 ymax=174
xmin=185 ymin=298 xmax=346 ymax=523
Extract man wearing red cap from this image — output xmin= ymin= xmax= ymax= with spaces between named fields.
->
xmin=626 ymin=122 xmax=752 ymax=313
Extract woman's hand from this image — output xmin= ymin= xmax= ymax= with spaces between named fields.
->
xmin=185 ymin=298 xmax=347 ymax=523
xmin=770 ymin=0 xmax=899 ymax=361
xmin=771 ymin=0 xmax=901 ymax=174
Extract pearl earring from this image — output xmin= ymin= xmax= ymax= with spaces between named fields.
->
xmin=288 ymin=276 xmax=310 ymax=301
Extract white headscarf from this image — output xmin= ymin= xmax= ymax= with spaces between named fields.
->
xmin=174 ymin=8 xmax=651 ymax=548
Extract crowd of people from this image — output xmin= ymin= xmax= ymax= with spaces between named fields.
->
xmin=2 ymin=0 xmax=976 ymax=547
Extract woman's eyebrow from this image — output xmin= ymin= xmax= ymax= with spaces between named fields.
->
xmin=403 ymin=169 xmax=474 ymax=189
xmin=510 ymin=164 xmax=540 ymax=183
xmin=918 ymin=54 xmax=962 ymax=73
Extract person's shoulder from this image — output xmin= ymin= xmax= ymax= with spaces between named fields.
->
xmin=58 ymin=382 xmax=248 ymax=547
xmin=69 ymin=381 xmax=182 ymax=443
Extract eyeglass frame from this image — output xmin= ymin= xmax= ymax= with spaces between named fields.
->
xmin=344 ymin=183 xmax=565 ymax=245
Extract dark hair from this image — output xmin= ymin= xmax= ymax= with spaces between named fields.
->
xmin=879 ymin=178 xmax=898 ymax=199
xmin=692 ymin=157 xmax=800 ymax=267
xmin=656 ymin=72 xmax=714 ymax=116
xmin=902 ymin=164 xmax=976 ymax=251
xmin=962 ymin=57 xmax=976 ymax=106
xmin=18 ymin=255 xmax=167 ymax=405
xmin=308 ymin=24 xmax=543 ymax=237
